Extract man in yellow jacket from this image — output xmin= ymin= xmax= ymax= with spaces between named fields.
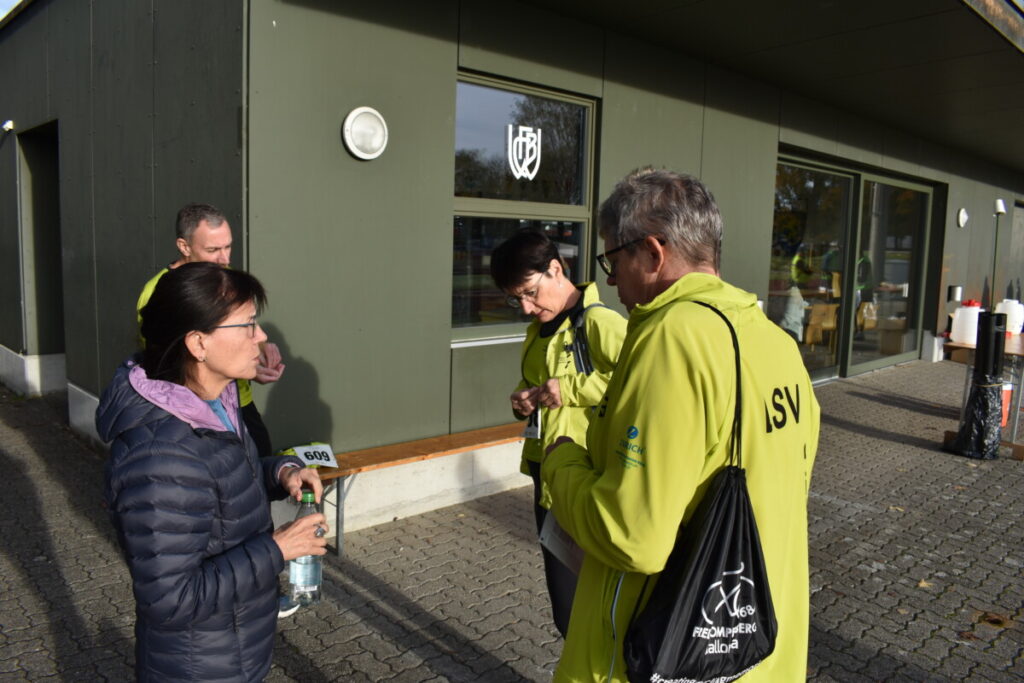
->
xmin=543 ymin=168 xmax=820 ymax=682
xmin=136 ymin=203 xmax=285 ymax=459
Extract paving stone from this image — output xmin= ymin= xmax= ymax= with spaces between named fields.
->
xmin=3 ymin=362 xmax=1024 ymax=680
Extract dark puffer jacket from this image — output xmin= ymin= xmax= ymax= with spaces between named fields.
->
xmin=96 ymin=359 xmax=302 ymax=682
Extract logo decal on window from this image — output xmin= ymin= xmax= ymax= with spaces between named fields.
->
xmin=507 ymin=125 xmax=542 ymax=180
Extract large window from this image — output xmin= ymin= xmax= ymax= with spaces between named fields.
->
xmin=452 ymin=77 xmax=594 ymax=333
xmin=766 ymin=158 xmax=932 ymax=379
xmin=767 ymin=163 xmax=854 ymax=375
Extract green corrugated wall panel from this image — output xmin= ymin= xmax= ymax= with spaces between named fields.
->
xmin=246 ymin=0 xmax=459 ymax=451
xmin=459 ymin=0 xmax=603 ymax=98
xmin=779 ymin=92 xmax=840 ymax=158
xmin=701 ymin=66 xmax=779 ymax=299
xmin=596 ymin=32 xmax=706 ymax=311
xmin=92 ymin=0 xmax=157 ymax=383
xmin=450 ymin=342 xmax=523 ymax=433
xmin=599 ymin=33 xmax=705 ymax=199
xmin=152 ymin=0 xmax=244 ymax=271
xmin=44 ymin=0 xmax=97 ymax=392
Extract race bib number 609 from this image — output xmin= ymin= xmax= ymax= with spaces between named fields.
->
xmin=293 ymin=444 xmax=338 ymax=468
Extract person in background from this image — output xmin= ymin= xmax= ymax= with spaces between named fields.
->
xmin=490 ymin=231 xmax=627 ymax=639
xmin=135 ymin=203 xmax=284 ymax=459
xmin=790 ymin=242 xmax=814 ymax=289
xmin=542 ymin=168 xmax=820 ymax=681
xmin=97 ymin=263 xmax=327 ymax=682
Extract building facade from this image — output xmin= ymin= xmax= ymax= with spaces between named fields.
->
xmin=2 ymin=0 xmax=1023 ymax=468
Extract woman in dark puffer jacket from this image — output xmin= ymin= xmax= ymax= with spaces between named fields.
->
xmin=96 ymin=263 xmax=328 ymax=682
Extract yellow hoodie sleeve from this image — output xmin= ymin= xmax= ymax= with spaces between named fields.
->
xmin=543 ymin=311 xmax=733 ymax=575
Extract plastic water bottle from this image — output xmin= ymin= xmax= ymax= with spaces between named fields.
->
xmin=289 ymin=490 xmax=322 ymax=606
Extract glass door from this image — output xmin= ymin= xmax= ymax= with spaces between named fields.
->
xmin=766 ymin=162 xmax=855 ymax=380
xmin=847 ymin=177 xmax=931 ymax=374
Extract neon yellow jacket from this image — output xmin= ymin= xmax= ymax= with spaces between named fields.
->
xmin=516 ymin=283 xmax=626 ymax=505
xmin=136 ymin=267 xmax=255 ymax=407
xmin=542 ymin=273 xmax=819 ymax=682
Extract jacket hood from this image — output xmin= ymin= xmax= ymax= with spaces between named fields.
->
xmin=628 ymin=272 xmax=758 ymax=330
xmin=95 ymin=359 xmax=240 ymax=443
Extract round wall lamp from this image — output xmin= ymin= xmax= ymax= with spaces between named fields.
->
xmin=341 ymin=107 xmax=388 ymax=160
xmin=956 ymin=207 xmax=969 ymax=228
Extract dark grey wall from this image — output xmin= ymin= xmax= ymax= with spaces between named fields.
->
xmin=0 ymin=0 xmax=244 ymax=392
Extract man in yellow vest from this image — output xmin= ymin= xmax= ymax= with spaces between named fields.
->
xmin=543 ymin=168 xmax=820 ymax=682
xmin=136 ymin=203 xmax=284 ymax=458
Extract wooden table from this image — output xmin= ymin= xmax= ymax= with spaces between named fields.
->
xmin=944 ymin=337 xmax=1024 ymax=459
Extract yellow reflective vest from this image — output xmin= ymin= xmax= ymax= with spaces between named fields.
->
xmin=516 ymin=282 xmax=626 ymax=508
xmin=543 ymin=272 xmax=820 ymax=682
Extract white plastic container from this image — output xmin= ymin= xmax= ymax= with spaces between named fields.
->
xmin=950 ymin=303 xmax=982 ymax=344
xmin=994 ymin=299 xmax=1024 ymax=335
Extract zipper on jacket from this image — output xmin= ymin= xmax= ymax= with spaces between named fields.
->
xmin=197 ymin=428 xmax=259 ymax=480
xmin=607 ymin=571 xmax=626 ymax=682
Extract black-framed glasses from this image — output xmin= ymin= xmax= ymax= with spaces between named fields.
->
xmin=213 ymin=321 xmax=258 ymax=337
xmin=596 ymin=236 xmax=663 ymax=276
xmin=505 ymin=272 xmax=546 ymax=309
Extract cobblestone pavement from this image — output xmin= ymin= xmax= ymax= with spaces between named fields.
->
xmin=0 ymin=360 xmax=1021 ymax=681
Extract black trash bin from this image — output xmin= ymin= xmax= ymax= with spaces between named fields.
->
xmin=945 ymin=312 xmax=1007 ymax=459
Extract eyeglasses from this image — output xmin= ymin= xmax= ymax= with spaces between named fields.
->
xmin=596 ymin=236 xmax=664 ymax=276
xmin=213 ymin=321 xmax=258 ymax=337
xmin=505 ymin=272 xmax=546 ymax=309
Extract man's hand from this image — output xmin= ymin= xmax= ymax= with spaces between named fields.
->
xmin=255 ymin=342 xmax=285 ymax=384
xmin=545 ymin=435 xmax=574 ymax=458
xmin=511 ymin=386 xmax=542 ymax=418
xmin=278 ymin=466 xmax=324 ymax=503
xmin=537 ymin=378 xmax=562 ymax=409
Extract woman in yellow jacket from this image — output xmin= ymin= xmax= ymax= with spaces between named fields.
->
xmin=490 ymin=231 xmax=626 ymax=638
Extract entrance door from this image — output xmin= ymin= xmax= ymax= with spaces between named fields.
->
xmin=766 ymin=160 xmax=933 ymax=379
xmin=18 ymin=121 xmax=64 ymax=358
xmin=847 ymin=177 xmax=931 ymax=374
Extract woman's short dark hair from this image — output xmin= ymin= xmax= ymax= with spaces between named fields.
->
xmin=489 ymin=231 xmax=563 ymax=291
xmin=140 ymin=262 xmax=267 ymax=385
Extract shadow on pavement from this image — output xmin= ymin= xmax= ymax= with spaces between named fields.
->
xmin=846 ymin=389 xmax=960 ymax=421
xmin=317 ymin=558 xmax=529 ymax=681
xmin=808 ymin=622 xmax=937 ymax=680
xmin=0 ymin=389 xmax=331 ymax=680
xmin=821 ymin=413 xmax=944 ymax=452
xmin=0 ymin=403 xmax=127 ymax=679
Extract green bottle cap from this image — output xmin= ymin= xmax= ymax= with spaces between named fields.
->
xmin=301 ymin=490 xmax=315 ymax=504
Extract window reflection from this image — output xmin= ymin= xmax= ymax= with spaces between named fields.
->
xmin=852 ymin=181 xmax=926 ymax=364
xmin=452 ymin=217 xmax=581 ymax=327
xmin=454 ymin=82 xmax=586 ymax=205
xmin=767 ymin=164 xmax=852 ymax=374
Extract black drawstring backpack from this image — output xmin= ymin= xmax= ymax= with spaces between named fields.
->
xmin=624 ymin=302 xmax=778 ymax=683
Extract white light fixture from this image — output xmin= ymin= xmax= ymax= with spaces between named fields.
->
xmin=1 ymin=120 xmax=13 ymax=132
xmin=990 ymin=198 xmax=1007 ymax=308
xmin=957 ymin=207 xmax=969 ymax=228
xmin=341 ymin=107 xmax=388 ymax=160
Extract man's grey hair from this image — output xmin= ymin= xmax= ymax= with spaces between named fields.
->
xmin=598 ymin=168 xmax=723 ymax=272
xmin=176 ymin=203 xmax=227 ymax=242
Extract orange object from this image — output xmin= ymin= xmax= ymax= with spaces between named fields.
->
xmin=1001 ymin=383 xmax=1013 ymax=428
